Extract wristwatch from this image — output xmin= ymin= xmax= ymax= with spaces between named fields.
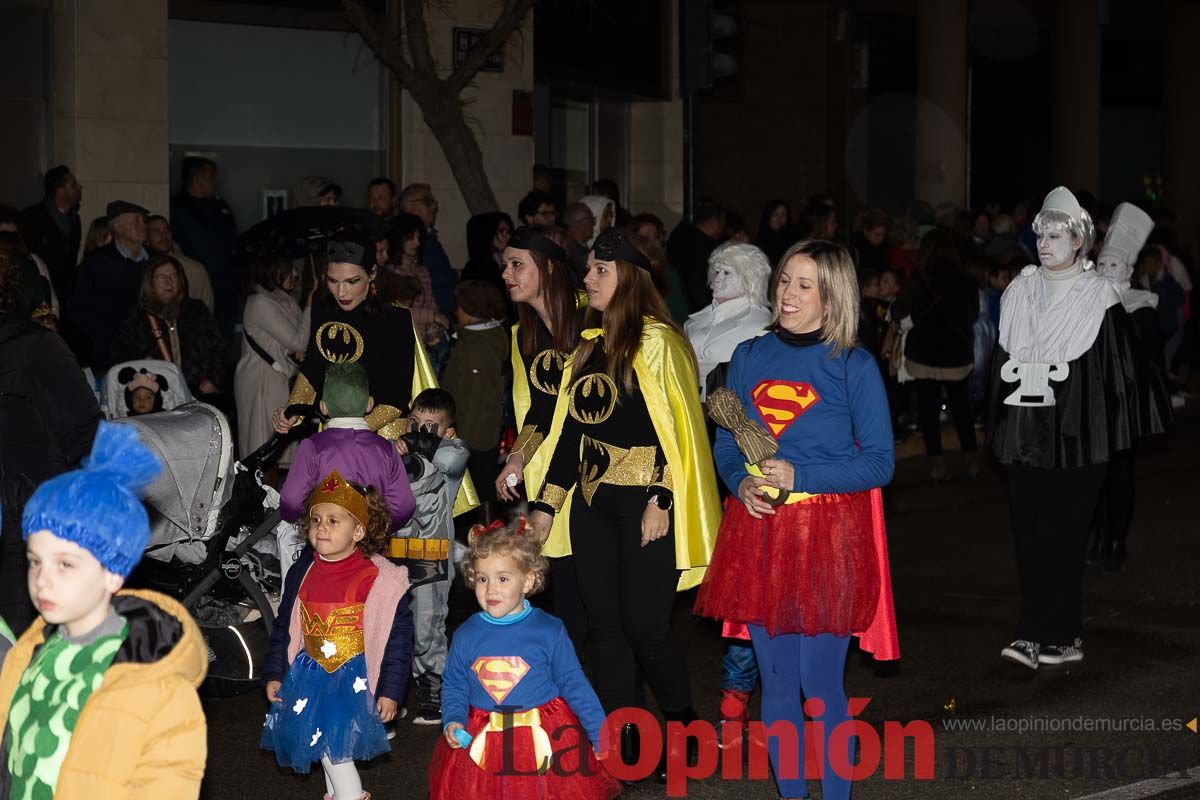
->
xmin=649 ymin=493 xmax=673 ymax=511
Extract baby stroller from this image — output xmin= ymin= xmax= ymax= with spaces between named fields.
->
xmin=116 ymin=400 xmax=316 ymax=695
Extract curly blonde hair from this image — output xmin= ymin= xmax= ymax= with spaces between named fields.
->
xmin=302 ymin=484 xmax=391 ymax=557
xmin=461 ymin=518 xmax=549 ymax=595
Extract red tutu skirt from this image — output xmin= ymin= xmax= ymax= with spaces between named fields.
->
xmin=428 ymin=697 xmax=622 ymax=800
xmin=694 ymin=492 xmax=880 ymax=637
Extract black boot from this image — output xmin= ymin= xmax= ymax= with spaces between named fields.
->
xmin=1084 ymin=528 xmax=1104 ymax=566
xmin=655 ymin=707 xmax=700 ymax=783
xmin=619 ymin=722 xmax=641 ymax=768
xmin=1100 ymin=539 xmax=1127 ymax=575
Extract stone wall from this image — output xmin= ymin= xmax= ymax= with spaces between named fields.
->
xmin=55 ymin=0 xmax=169 ymax=229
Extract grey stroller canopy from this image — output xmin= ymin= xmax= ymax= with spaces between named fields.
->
xmin=115 ymin=402 xmax=234 ymax=564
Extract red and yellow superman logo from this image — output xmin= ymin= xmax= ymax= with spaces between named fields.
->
xmin=751 ymin=380 xmax=821 ymax=437
xmin=471 ymin=656 xmax=531 ymax=704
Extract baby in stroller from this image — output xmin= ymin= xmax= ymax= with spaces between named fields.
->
xmin=101 ymin=359 xmax=192 ymax=419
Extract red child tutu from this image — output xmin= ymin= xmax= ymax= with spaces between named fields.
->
xmin=694 ymin=492 xmax=880 ymax=637
xmin=428 ymin=696 xmax=622 ymax=800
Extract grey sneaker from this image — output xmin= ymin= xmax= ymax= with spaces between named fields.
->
xmin=1039 ymin=639 xmax=1084 ymax=665
xmin=1000 ymin=639 xmax=1040 ymax=669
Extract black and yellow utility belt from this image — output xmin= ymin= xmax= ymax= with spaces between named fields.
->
xmin=388 ymin=537 xmax=450 ymax=560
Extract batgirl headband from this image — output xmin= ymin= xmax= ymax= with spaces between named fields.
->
xmin=308 ymin=469 xmax=369 ymax=527
xmin=592 ymin=229 xmax=651 ymax=272
xmin=508 ymin=226 xmax=567 ymax=264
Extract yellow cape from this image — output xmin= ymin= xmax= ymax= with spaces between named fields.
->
xmin=412 ymin=320 xmax=479 ymax=518
xmin=528 ymin=320 xmax=721 ymax=590
xmin=513 ymin=293 xmax=587 ymax=549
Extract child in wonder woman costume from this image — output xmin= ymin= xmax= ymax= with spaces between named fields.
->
xmin=261 ymin=470 xmax=413 ymax=800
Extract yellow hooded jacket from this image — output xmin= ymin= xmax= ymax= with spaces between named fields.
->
xmin=527 ymin=320 xmax=722 ymax=589
xmin=0 ymin=589 xmax=208 ymax=799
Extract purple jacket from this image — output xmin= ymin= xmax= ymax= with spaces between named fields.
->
xmin=280 ymin=420 xmax=416 ymax=529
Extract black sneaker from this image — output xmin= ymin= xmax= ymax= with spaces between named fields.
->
xmin=1000 ymin=639 xmax=1039 ymax=670
xmin=1039 ymin=639 xmax=1084 ymax=665
xmin=385 ymin=707 xmax=407 ymax=739
xmin=412 ymin=672 xmax=442 ymax=726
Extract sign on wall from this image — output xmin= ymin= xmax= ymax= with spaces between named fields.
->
xmin=453 ymin=27 xmax=505 ymax=73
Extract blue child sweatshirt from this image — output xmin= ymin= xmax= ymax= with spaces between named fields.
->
xmin=441 ymin=605 xmax=607 ymax=748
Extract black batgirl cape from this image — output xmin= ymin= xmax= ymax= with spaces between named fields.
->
xmin=990 ymin=305 xmax=1169 ymax=470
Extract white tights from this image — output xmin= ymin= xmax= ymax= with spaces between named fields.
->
xmin=321 ymin=756 xmax=363 ymax=800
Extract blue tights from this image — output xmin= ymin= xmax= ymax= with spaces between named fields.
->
xmin=748 ymin=626 xmax=852 ymax=800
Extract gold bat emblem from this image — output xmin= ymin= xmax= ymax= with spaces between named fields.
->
xmin=568 ymin=373 xmax=617 ymax=425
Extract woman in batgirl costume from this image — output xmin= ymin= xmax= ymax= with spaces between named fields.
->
xmin=273 ymin=229 xmax=476 ymax=513
xmin=493 ymin=225 xmax=589 ymax=652
xmin=527 ymin=228 xmax=722 ymax=775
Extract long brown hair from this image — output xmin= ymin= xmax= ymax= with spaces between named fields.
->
xmin=138 ymin=254 xmax=188 ymax=320
xmin=574 ymin=233 xmax=689 ymax=392
xmin=515 ymin=235 xmax=580 ymax=356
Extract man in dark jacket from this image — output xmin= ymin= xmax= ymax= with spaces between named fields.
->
xmin=21 ymin=165 xmax=82 ymax=300
xmin=400 ymin=182 xmax=456 ymax=317
xmin=666 ymin=202 xmax=725 ymax=312
xmin=562 ymin=202 xmax=595 ymax=280
xmin=68 ymin=201 xmax=150 ymax=372
xmin=170 ymin=156 xmax=238 ymax=333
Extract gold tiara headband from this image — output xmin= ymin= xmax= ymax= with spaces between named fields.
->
xmin=308 ymin=469 xmax=369 ymax=527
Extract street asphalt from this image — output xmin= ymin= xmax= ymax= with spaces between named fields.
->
xmin=200 ymin=407 xmax=1200 ymax=800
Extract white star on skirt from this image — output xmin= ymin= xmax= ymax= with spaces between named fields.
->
xmin=310 ymin=728 xmax=323 ymax=747
xmin=292 ymin=697 xmax=309 ymax=715
xmin=353 ymin=676 xmax=368 ymax=694
xmin=321 ymin=639 xmax=338 ymax=659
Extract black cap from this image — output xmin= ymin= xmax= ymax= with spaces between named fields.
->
xmin=318 ymin=179 xmax=343 ymax=199
xmin=326 ymin=231 xmax=375 ymax=268
xmin=106 ymin=200 xmax=149 ymax=222
xmin=508 ymin=226 xmax=567 ymax=263
xmin=592 ymin=228 xmax=651 ymax=272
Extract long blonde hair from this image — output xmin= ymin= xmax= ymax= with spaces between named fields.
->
xmin=574 ymin=234 xmax=688 ymax=392
xmin=770 ymin=239 xmax=859 ymax=357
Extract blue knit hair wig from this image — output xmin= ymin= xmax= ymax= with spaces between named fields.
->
xmin=22 ymin=422 xmax=162 ymax=578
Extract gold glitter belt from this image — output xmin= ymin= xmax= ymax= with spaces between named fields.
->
xmin=578 ymin=436 xmax=659 ymax=506
xmin=301 ymin=603 xmax=366 ymax=672
xmin=468 ymin=707 xmax=553 ymax=773
xmin=388 ymin=538 xmax=450 ymax=560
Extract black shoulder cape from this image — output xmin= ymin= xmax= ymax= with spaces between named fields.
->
xmin=990 ymin=305 xmax=1169 ymax=469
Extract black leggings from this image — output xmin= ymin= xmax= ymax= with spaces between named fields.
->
xmin=569 ymin=484 xmax=690 ymax=714
xmin=1007 ymin=463 xmax=1107 ymax=643
xmin=1092 ymin=449 xmax=1135 ymax=550
xmin=548 ymin=555 xmax=589 ymax=662
xmin=915 ymin=377 xmax=976 ymax=456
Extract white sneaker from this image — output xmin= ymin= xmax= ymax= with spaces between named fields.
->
xmin=1000 ymin=639 xmax=1039 ymax=669
xmin=1038 ymin=639 xmax=1084 ymax=665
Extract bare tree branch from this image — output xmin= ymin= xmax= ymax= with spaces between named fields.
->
xmin=445 ymin=0 xmax=535 ymax=95
xmin=342 ymin=0 xmax=419 ymax=87
xmin=403 ymin=0 xmax=439 ymax=76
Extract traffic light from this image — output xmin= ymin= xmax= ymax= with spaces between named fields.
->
xmin=681 ymin=0 xmax=739 ymax=92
